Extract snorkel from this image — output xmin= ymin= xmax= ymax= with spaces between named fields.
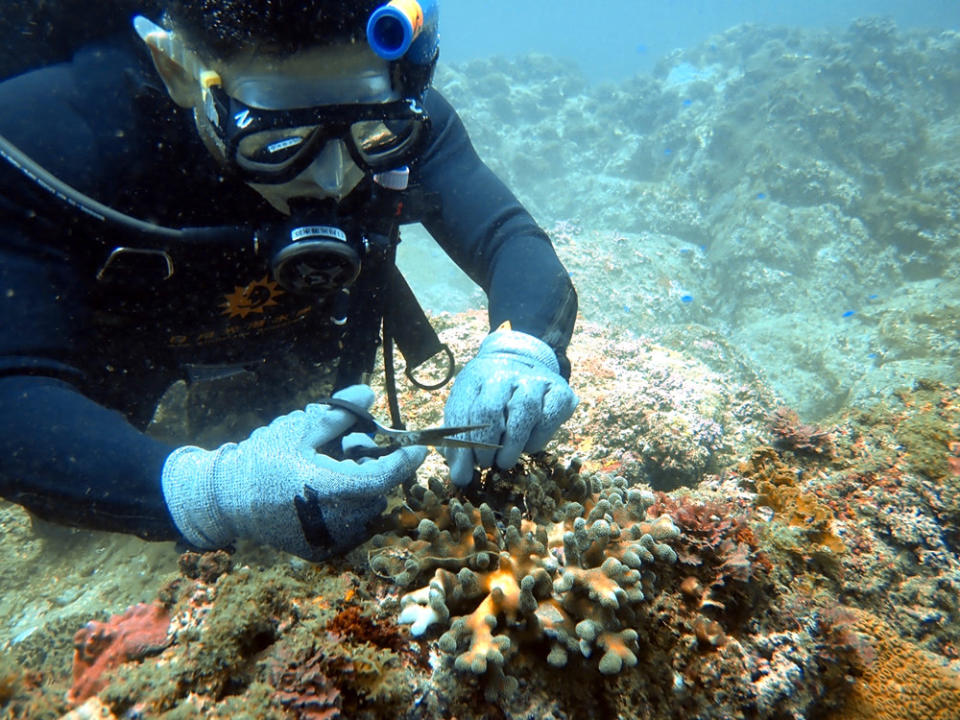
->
xmin=366 ymin=0 xmax=439 ymax=64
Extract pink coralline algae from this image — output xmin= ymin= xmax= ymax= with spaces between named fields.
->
xmin=67 ymin=602 xmax=171 ymax=704
xmin=768 ymin=407 xmax=835 ymax=457
xmin=265 ymin=644 xmax=342 ymax=720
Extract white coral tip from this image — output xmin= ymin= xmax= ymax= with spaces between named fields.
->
xmin=398 ymin=603 xmax=442 ymax=637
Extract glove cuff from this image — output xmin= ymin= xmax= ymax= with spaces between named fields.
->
xmin=478 ymin=329 xmax=560 ymax=375
xmin=161 ymin=445 xmax=236 ymax=549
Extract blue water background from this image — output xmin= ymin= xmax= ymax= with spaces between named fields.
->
xmin=441 ymin=0 xmax=960 ymax=81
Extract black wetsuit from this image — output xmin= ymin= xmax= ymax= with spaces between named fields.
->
xmin=0 ymin=35 xmax=577 ymax=541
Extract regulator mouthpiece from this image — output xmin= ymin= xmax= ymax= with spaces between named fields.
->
xmin=270 ymin=219 xmax=362 ymax=295
xmin=367 ymin=0 xmax=439 ymax=63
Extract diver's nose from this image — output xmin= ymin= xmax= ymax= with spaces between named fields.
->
xmin=307 ymin=140 xmax=357 ymax=196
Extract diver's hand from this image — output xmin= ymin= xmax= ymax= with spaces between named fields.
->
xmin=443 ymin=329 xmax=578 ymax=487
xmin=160 ymin=385 xmax=427 ymax=561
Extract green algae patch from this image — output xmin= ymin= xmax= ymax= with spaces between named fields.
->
xmin=892 ymin=380 xmax=959 ymax=482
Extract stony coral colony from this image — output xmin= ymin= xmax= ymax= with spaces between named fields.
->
xmin=371 ymin=460 xmax=681 ymax=692
xmin=365 ymin=371 xmax=960 ymax=718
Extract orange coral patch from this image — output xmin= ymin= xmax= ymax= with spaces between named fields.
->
xmin=829 ymin=610 xmax=960 ymax=720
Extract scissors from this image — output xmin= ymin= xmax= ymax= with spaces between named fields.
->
xmin=322 ymin=397 xmax=502 ymax=457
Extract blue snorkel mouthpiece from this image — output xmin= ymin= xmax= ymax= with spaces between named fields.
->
xmin=367 ymin=0 xmax=439 ymax=64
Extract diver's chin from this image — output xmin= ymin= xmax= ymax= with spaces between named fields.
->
xmin=248 ymin=175 xmax=364 ymax=215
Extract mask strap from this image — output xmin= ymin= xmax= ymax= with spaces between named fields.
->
xmin=133 ymin=15 xmax=222 ymax=108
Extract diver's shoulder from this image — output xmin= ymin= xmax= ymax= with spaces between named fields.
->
xmin=0 ymin=33 xmax=174 ymax=196
xmin=0 ymin=32 xmax=148 ymax=103
xmin=422 ymin=87 xmax=457 ymax=120
xmin=419 ymin=87 xmax=471 ymax=146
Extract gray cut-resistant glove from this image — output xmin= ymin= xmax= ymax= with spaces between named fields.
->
xmin=444 ymin=329 xmax=578 ymax=487
xmin=161 ymin=385 xmax=427 ymax=561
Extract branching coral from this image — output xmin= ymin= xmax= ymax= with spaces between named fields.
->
xmin=369 ymin=458 xmax=680 ymax=696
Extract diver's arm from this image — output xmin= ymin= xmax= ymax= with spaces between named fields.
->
xmin=411 ymin=90 xmax=579 ymax=486
xmin=0 ymin=375 xmax=179 ymax=539
xmin=0 ymin=236 xmax=180 ymax=539
xmin=0 ymin=241 xmax=426 ymax=558
xmin=415 ymin=89 xmax=578 ymax=376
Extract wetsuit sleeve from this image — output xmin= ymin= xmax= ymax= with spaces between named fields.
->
xmin=414 ymin=89 xmax=578 ymax=377
xmin=0 ymin=376 xmax=178 ymax=540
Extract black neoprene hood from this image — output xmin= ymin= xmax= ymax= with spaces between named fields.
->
xmin=164 ymin=0 xmax=385 ymax=60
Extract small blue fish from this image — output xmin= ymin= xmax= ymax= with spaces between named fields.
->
xmin=841 ymin=310 xmax=855 ymax=318
xmin=755 ymin=192 xmax=766 ymax=200
xmin=682 ymin=98 xmax=692 ymax=107
xmin=663 ymin=148 xmax=672 ymax=156
xmin=680 ymin=294 xmax=694 ymax=303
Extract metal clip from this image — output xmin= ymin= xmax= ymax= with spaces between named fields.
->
xmin=405 ymin=343 xmax=455 ymax=391
xmin=96 ymin=247 xmax=174 ymax=283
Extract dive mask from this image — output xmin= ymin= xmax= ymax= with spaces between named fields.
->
xmin=207 ymin=86 xmax=430 ymax=184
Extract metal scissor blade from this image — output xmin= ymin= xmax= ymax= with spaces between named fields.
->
xmin=320 ymin=397 xmax=502 ymax=452
xmin=434 ymin=436 xmax=503 ymax=451
xmin=387 ymin=423 xmax=502 ymax=450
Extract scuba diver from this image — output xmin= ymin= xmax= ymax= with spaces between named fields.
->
xmin=0 ymin=0 xmax=578 ymax=562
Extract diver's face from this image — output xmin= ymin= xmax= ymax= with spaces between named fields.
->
xmin=187 ymin=44 xmax=400 ymax=213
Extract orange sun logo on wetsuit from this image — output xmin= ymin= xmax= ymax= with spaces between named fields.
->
xmin=220 ymin=275 xmax=285 ymax=319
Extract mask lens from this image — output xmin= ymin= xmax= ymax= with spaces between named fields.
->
xmin=221 ymin=99 xmax=427 ymax=181
xmin=236 ymin=126 xmax=318 ymax=170
xmin=350 ymin=118 xmax=419 ymax=167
